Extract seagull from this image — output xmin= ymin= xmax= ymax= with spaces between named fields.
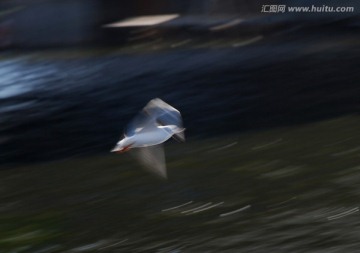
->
xmin=111 ymin=98 xmax=185 ymax=178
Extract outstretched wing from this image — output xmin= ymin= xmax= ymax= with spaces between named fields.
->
xmin=144 ymin=98 xmax=183 ymax=128
xmin=124 ymin=109 xmax=155 ymax=137
xmin=133 ymin=144 xmax=167 ymax=179
xmin=124 ymin=98 xmax=185 ymax=141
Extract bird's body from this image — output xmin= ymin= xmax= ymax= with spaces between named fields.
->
xmin=111 ymin=98 xmax=185 ymax=178
xmin=113 ymin=125 xmax=181 ymax=152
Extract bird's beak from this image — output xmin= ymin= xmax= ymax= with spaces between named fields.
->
xmin=111 ymin=145 xmax=130 ymax=153
xmin=111 ymin=145 xmax=121 ymax=152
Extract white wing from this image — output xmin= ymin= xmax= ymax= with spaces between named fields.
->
xmin=145 ymin=98 xmax=183 ymax=128
xmin=133 ymin=144 xmax=167 ymax=179
xmin=125 ymin=98 xmax=185 ymax=141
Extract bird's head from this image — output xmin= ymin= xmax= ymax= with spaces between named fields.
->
xmin=111 ymin=137 xmax=133 ymax=153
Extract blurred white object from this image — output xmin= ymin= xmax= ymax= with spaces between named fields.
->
xmin=104 ymin=14 xmax=180 ymax=27
xmin=111 ymin=98 xmax=185 ymax=178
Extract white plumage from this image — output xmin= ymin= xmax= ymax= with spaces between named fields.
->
xmin=111 ymin=98 xmax=185 ymax=178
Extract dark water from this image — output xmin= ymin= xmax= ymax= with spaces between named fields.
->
xmin=1 ymin=25 xmax=359 ymax=164
xmin=0 ymin=117 xmax=359 ymax=252
xmin=0 ymin=24 xmax=359 ymax=252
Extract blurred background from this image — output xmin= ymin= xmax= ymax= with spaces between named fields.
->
xmin=0 ymin=0 xmax=359 ymax=252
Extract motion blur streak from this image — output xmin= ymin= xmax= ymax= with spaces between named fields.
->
xmin=104 ymin=14 xmax=180 ymax=27
xmin=220 ymin=205 xmax=252 ymax=217
xmin=0 ymin=0 xmax=359 ymax=252
xmin=327 ymin=207 xmax=359 ymax=220
xmin=181 ymin=203 xmax=213 ymax=214
xmin=162 ymin=201 xmax=193 ymax=211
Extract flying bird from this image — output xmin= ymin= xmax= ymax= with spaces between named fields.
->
xmin=111 ymin=98 xmax=185 ymax=178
